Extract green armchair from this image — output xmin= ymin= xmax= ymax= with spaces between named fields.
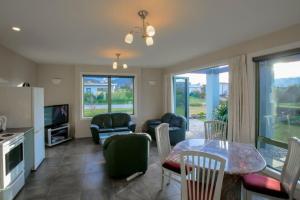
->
xmin=103 ymin=133 xmax=151 ymax=178
xmin=146 ymin=113 xmax=187 ymax=145
xmin=90 ymin=113 xmax=136 ymax=144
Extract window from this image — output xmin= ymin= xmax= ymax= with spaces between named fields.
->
xmin=82 ymin=75 xmax=134 ymax=117
xmin=256 ymin=50 xmax=300 ymax=171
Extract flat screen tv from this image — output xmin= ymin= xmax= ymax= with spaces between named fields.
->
xmin=44 ymin=104 xmax=69 ymax=127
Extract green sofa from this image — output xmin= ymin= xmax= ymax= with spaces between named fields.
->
xmin=146 ymin=113 xmax=187 ymax=145
xmin=103 ymin=133 xmax=151 ymax=178
xmin=90 ymin=113 xmax=136 ymax=144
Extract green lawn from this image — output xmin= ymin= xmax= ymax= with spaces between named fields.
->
xmin=189 ymin=96 xmax=206 ymax=116
xmin=278 ymin=103 xmax=300 ymax=109
xmin=273 ymin=123 xmax=300 ymax=143
xmin=84 ymin=108 xmax=133 ymax=117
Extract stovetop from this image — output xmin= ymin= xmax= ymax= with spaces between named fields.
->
xmin=0 ymin=132 xmax=22 ymax=144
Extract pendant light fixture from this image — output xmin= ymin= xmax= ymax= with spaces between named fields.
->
xmin=124 ymin=10 xmax=156 ymax=46
xmin=112 ymin=53 xmax=128 ymax=70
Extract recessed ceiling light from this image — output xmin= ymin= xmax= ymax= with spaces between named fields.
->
xmin=12 ymin=27 xmax=21 ymax=32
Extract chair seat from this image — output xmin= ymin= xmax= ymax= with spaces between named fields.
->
xmin=242 ymin=173 xmax=289 ymax=199
xmin=162 ymin=160 xmax=181 ymax=174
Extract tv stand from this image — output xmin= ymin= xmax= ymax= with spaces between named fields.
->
xmin=45 ymin=123 xmax=71 ymax=147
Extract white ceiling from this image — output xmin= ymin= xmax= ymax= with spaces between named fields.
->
xmin=0 ymin=0 xmax=299 ymax=67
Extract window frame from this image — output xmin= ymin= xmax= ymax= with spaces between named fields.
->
xmin=81 ymin=74 xmax=135 ymax=119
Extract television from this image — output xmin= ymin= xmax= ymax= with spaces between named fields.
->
xmin=44 ymin=104 xmax=69 ymax=127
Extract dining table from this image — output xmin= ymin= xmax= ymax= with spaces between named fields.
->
xmin=165 ymin=139 xmax=267 ymax=200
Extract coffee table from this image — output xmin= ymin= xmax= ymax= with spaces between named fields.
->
xmin=99 ymin=131 xmax=132 ymax=145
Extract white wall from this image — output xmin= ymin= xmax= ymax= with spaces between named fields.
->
xmin=0 ymin=44 xmax=37 ymax=86
xmin=164 ymin=24 xmax=300 ymax=75
xmin=36 ymin=64 xmax=75 ymax=136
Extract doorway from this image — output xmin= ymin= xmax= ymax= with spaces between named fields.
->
xmin=174 ymin=65 xmax=229 ymax=138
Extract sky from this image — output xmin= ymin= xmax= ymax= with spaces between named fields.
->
xmin=177 ymin=72 xmax=229 ymax=85
xmin=273 ymin=61 xmax=300 ymax=79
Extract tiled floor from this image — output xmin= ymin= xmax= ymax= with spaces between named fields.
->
xmin=15 ymin=138 xmax=183 ymax=200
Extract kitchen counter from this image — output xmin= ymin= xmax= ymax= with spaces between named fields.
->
xmin=1 ymin=127 xmax=33 ymax=135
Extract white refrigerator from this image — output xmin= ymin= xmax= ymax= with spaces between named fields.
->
xmin=0 ymin=87 xmax=45 ymax=170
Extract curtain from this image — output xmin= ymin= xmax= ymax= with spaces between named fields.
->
xmin=228 ymin=55 xmax=256 ymax=144
xmin=163 ymin=74 xmax=173 ymax=113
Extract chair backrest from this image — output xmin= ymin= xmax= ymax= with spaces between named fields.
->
xmin=281 ymin=137 xmax=300 ymax=199
xmin=180 ymin=151 xmax=226 ymax=200
xmin=155 ymin=123 xmax=172 ymax=164
xmin=204 ymin=120 xmax=227 ymax=140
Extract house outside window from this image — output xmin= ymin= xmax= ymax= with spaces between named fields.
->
xmin=255 ymin=49 xmax=300 ymax=171
xmin=82 ymin=75 xmax=134 ymax=117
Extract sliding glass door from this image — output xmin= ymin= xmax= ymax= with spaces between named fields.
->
xmin=173 ymin=77 xmax=189 ymax=126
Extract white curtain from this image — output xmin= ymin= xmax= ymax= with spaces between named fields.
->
xmin=163 ymin=74 xmax=174 ymax=113
xmin=228 ymin=55 xmax=256 ymax=144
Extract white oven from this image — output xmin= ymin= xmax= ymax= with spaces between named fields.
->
xmin=0 ymin=134 xmax=24 ymax=189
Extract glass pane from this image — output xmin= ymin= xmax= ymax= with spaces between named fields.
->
xmin=258 ymin=54 xmax=300 ymax=170
xmin=257 ymin=141 xmax=287 ymax=171
xmin=111 ymin=77 xmax=134 ymax=114
xmin=175 ymin=77 xmax=188 ymax=117
xmin=82 ymin=76 xmax=108 ymax=117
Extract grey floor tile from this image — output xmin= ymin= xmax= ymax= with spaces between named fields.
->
xmin=18 ymin=137 xmax=202 ymax=200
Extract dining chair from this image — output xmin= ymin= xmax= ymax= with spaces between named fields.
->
xmin=204 ymin=120 xmax=227 ymax=140
xmin=155 ymin=123 xmax=181 ymax=190
xmin=180 ymin=151 xmax=226 ymax=200
xmin=241 ymin=137 xmax=300 ymax=200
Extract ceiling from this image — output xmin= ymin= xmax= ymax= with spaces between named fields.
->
xmin=0 ymin=0 xmax=299 ymax=67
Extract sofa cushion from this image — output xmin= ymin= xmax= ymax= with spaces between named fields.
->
xmin=91 ymin=114 xmax=112 ymax=128
xmin=98 ymin=128 xmax=114 ymax=133
xmin=111 ymin=113 xmax=130 ymax=128
xmin=242 ymin=173 xmax=289 ymax=199
xmin=113 ymin=127 xmax=130 ymax=132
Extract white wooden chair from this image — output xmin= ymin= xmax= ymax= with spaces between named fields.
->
xmin=180 ymin=151 xmax=226 ymax=200
xmin=204 ymin=120 xmax=227 ymax=140
xmin=242 ymin=137 xmax=300 ymax=200
xmin=155 ymin=123 xmax=181 ymax=190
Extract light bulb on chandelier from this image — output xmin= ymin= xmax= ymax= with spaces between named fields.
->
xmin=124 ymin=32 xmax=133 ymax=44
xmin=145 ymin=36 xmax=154 ymax=46
xmin=146 ymin=25 xmax=155 ymax=37
xmin=112 ymin=53 xmax=128 ymax=70
xmin=124 ymin=10 xmax=156 ymax=47
xmin=112 ymin=62 xmax=118 ymax=70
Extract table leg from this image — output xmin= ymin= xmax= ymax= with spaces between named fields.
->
xmin=221 ymin=174 xmax=241 ymax=200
